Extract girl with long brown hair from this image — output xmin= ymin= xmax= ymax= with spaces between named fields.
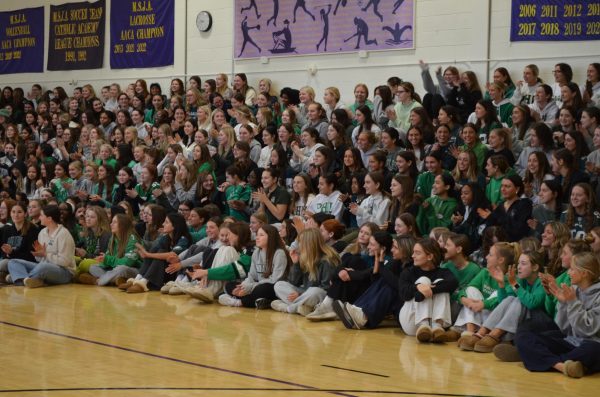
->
xmin=220 ymin=224 xmax=292 ymax=308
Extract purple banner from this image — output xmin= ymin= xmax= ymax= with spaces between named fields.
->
xmin=48 ymin=0 xmax=106 ymax=70
xmin=110 ymin=0 xmax=174 ymax=69
xmin=234 ymin=0 xmax=414 ymax=59
xmin=0 ymin=7 xmax=44 ymax=74
xmin=511 ymin=0 xmax=600 ymax=41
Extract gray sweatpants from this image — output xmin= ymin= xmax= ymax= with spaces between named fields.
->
xmin=481 ymin=295 xmax=523 ymax=339
xmin=274 ymin=281 xmax=327 ymax=314
xmin=89 ymin=265 xmax=139 ymax=286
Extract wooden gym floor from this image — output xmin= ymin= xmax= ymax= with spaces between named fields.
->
xmin=0 ymin=284 xmax=598 ymax=397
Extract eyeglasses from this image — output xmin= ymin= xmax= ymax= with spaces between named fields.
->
xmin=178 ymin=208 xmax=191 ymax=212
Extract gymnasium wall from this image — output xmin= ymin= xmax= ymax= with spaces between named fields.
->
xmin=0 ymin=0 xmax=595 ymax=103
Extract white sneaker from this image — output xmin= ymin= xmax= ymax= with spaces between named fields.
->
xmin=270 ymin=299 xmax=289 ymax=313
xmin=297 ymin=304 xmax=313 ymax=317
xmin=160 ymin=281 xmax=176 ymax=294
xmin=218 ymin=294 xmax=242 ymax=307
xmin=169 ymin=281 xmax=192 ymax=295
xmin=345 ymin=303 xmax=367 ymax=329
xmin=186 ymin=286 xmax=214 ymax=303
xmin=306 ymin=302 xmax=337 ymax=321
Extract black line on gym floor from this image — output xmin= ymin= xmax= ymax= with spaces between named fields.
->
xmin=0 ymin=320 xmax=355 ymax=397
xmin=0 ymin=321 xmax=495 ymax=397
xmin=0 ymin=387 xmax=495 ymax=396
xmin=321 ymin=364 xmax=389 ymax=378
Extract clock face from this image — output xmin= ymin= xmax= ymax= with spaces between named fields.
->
xmin=196 ymin=11 xmax=212 ymax=32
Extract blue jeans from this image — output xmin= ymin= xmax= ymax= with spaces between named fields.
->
xmin=8 ymin=259 xmax=73 ymax=285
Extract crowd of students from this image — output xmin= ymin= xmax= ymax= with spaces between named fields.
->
xmin=0 ymin=61 xmax=599 ymax=379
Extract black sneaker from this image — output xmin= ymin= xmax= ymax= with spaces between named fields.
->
xmin=332 ymin=300 xmax=356 ymax=329
xmin=255 ymin=298 xmax=271 ymax=310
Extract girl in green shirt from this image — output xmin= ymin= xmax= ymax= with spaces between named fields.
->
xmin=459 ymin=248 xmax=547 ymax=353
xmin=458 ymin=123 xmax=488 ymax=172
xmin=454 ymin=241 xmax=520 ymax=339
xmin=485 ymin=155 xmax=510 ymax=207
xmin=416 ymin=174 xmax=458 ymax=236
xmin=49 ymin=161 xmax=74 ymax=203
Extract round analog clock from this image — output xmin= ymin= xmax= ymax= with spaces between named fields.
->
xmin=196 ymin=11 xmax=212 ymax=32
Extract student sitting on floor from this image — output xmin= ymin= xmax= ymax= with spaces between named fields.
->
xmin=120 ymin=213 xmax=191 ymax=293
xmin=515 ymin=252 xmax=600 ymax=378
xmin=458 ymin=249 xmax=548 ymax=352
xmin=79 ymin=214 xmax=141 ymax=286
xmin=219 ymin=224 xmax=292 ymax=308
xmin=397 ymin=238 xmax=458 ymax=343
xmin=271 ymin=228 xmax=338 ymax=315
xmin=185 ymin=222 xmax=254 ymax=303
xmin=452 ymin=242 xmax=519 ymax=340
xmin=7 ymin=204 xmax=75 ymax=288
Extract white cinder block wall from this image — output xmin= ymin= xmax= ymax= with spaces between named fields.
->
xmin=0 ymin=0 xmax=596 ymax=104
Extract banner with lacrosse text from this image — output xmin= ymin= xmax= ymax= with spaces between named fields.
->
xmin=110 ymin=0 xmax=174 ymax=69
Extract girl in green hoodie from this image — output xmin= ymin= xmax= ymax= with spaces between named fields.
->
xmin=80 ymin=214 xmax=141 ymax=286
xmin=417 ymin=174 xmax=458 ymax=236
xmin=485 ymin=154 xmax=510 ymax=207
xmin=453 ymin=241 xmax=520 ymax=339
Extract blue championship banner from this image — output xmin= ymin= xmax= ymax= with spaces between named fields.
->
xmin=511 ymin=0 xmax=600 ymax=41
xmin=0 ymin=7 xmax=44 ymax=74
xmin=47 ymin=0 xmax=106 ymax=70
xmin=110 ymin=0 xmax=174 ymax=69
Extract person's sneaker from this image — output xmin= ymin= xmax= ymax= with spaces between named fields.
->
xmin=331 ymin=300 xmax=356 ymax=329
xmin=218 ymin=294 xmax=242 ymax=307
xmin=563 ymin=360 xmax=584 ymax=378
xmin=270 ymin=299 xmax=289 ymax=313
xmin=160 ymin=281 xmax=176 ymax=294
xmin=78 ymin=273 xmax=98 ymax=285
xmin=306 ymin=302 xmax=337 ymax=321
xmin=474 ymin=335 xmax=499 ymax=353
xmin=24 ymin=278 xmax=45 ymax=289
xmin=186 ymin=287 xmax=214 ymax=303
xmin=416 ymin=324 xmax=432 ymax=343
xmin=458 ymin=334 xmax=481 ymax=351
xmin=346 ymin=303 xmax=367 ymax=329
xmin=493 ymin=343 xmax=521 ymax=362
xmin=254 ymin=298 xmax=271 ymax=310
xmin=5 ymin=274 xmax=13 ymax=284
xmin=296 ymin=304 xmax=313 ymax=316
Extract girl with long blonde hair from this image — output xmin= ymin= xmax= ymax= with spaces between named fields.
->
xmin=271 ymin=228 xmax=339 ymax=315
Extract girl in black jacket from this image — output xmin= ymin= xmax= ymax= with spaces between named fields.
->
xmin=398 ymin=238 xmax=458 ymax=343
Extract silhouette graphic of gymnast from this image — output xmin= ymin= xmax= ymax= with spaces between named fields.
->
xmin=362 ymin=0 xmax=383 ymax=22
xmin=393 ymin=0 xmax=406 ymax=14
xmin=270 ymin=19 xmax=296 ymax=54
xmin=333 ymin=0 xmax=347 ymax=15
xmin=267 ymin=0 xmax=280 ymax=27
xmin=293 ymin=0 xmax=316 ymax=23
xmin=238 ymin=16 xmax=262 ymax=57
xmin=344 ymin=17 xmax=377 ymax=49
xmin=240 ymin=0 xmax=261 ymax=19
xmin=316 ymin=5 xmax=332 ymax=52
xmin=382 ymin=23 xmax=413 ymax=45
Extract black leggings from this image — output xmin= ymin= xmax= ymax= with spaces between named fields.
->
xmin=224 ymin=281 xmax=277 ymax=308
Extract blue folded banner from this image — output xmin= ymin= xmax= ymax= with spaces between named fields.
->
xmin=511 ymin=0 xmax=600 ymax=41
xmin=110 ymin=0 xmax=174 ymax=69
xmin=0 ymin=7 xmax=44 ymax=74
